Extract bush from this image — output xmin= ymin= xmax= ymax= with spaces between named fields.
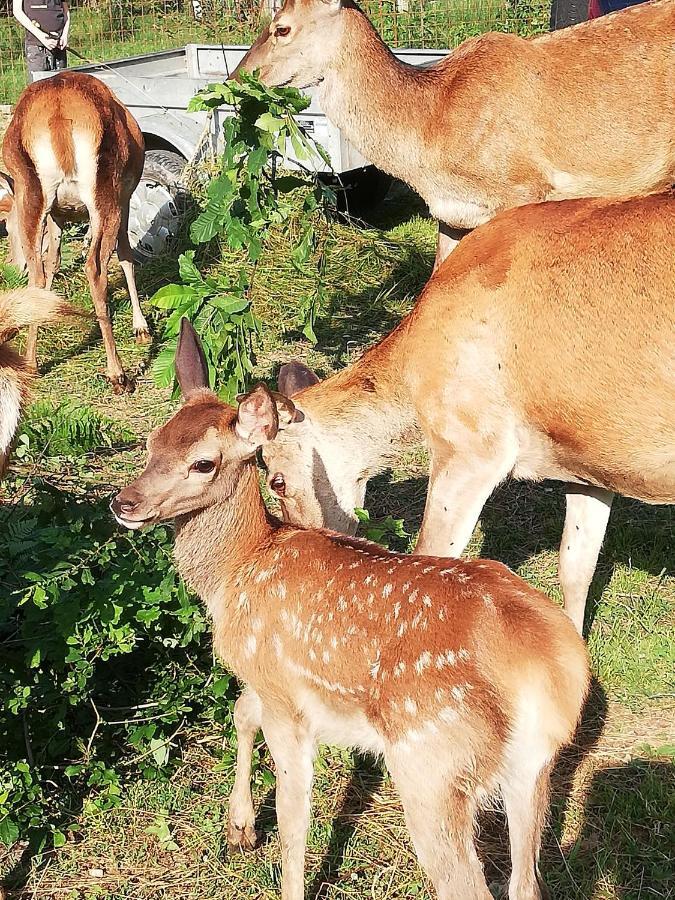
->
xmin=0 ymin=440 xmax=235 ymax=852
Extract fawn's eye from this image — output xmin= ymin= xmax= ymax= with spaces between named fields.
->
xmin=191 ymin=459 xmax=216 ymax=474
xmin=270 ymin=473 xmax=286 ymax=496
xmin=275 ymin=25 xmax=291 ymax=37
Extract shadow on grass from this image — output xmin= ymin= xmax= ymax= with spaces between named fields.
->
xmin=365 ymin=470 xmax=673 ymax=634
xmin=308 ymin=755 xmax=385 ymax=900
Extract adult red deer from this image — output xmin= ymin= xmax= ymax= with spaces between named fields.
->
xmin=0 ymin=287 xmax=77 ymax=478
xmin=234 ymin=0 xmax=675 ymax=263
xmin=112 ymin=321 xmax=590 ymax=900
xmin=0 ymin=72 xmax=150 ymax=392
xmin=254 ymin=193 xmax=675 ymax=635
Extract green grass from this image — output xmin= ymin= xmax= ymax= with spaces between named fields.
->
xmin=0 ymin=179 xmax=672 ymax=899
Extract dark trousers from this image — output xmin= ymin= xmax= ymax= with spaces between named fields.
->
xmin=25 ymin=42 xmax=67 ymax=80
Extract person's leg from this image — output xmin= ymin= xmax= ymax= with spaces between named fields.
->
xmin=51 ymin=48 xmax=67 ymax=70
xmin=24 ymin=42 xmax=47 ymax=81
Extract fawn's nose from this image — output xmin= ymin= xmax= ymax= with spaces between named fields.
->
xmin=110 ymin=494 xmax=137 ymax=517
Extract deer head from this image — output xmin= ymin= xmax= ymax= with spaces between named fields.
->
xmin=257 ymin=361 xmax=367 ymax=534
xmin=0 ymin=174 xmax=26 ymax=273
xmin=233 ymin=0 xmax=345 ymax=90
xmin=111 ymin=319 xmax=298 ymax=528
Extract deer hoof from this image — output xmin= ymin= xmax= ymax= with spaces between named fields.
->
xmin=135 ymin=328 xmax=151 ymax=346
xmin=227 ymin=821 xmax=260 ymax=854
xmin=107 ymin=373 xmax=135 ymax=395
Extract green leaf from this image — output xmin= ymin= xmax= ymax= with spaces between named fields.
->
xmin=210 ymin=295 xmax=250 ymax=316
xmin=255 ymin=111 xmax=284 ymax=134
xmin=151 ymin=284 xmax=197 ymax=310
xmin=53 ymin=829 xmax=67 ymax=848
xmin=0 ymin=816 xmax=19 ymax=847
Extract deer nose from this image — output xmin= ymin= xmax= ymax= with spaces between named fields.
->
xmin=110 ymin=494 xmax=137 ymax=517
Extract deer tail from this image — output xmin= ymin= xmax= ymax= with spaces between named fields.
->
xmin=0 ymin=288 xmax=83 ymax=343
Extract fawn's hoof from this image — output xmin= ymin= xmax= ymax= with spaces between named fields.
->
xmin=227 ymin=821 xmax=260 ymax=854
xmin=135 ymin=328 xmax=151 ymax=346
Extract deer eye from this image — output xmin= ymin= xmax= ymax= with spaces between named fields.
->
xmin=275 ymin=25 xmax=291 ymax=37
xmin=191 ymin=459 xmax=216 ymax=474
xmin=270 ymin=473 xmax=286 ymax=496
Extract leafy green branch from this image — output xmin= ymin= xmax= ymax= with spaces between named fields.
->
xmin=151 ymin=71 xmax=335 ymax=399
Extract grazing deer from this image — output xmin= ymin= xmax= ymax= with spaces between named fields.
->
xmin=112 ymin=319 xmax=590 ymax=900
xmin=0 ymin=286 xmax=77 ymax=477
xmin=0 ymin=71 xmax=150 ymax=392
xmin=235 ymin=0 xmax=675 ymax=265
xmin=253 ymin=193 xmax=675 ymax=635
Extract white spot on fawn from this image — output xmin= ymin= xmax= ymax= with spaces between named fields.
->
xmin=237 ymin=592 xmax=249 ymax=611
xmin=393 ymin=601 xmax=401 ymax=620
xmin=397 ymin=621 xmax=408 ymax=638
xmin=422 ymin=594 xmax=432 ymax=607
xmin=276 ymin=583 xmax=287 ymax=600
xmin=408 ymin=589 xmax=419 ymax=604
xmin=404 ymin=697 xmax=417 ymax=715
xmin=251 ymin=617 xmax=263 ymax=632
xmin=439 ymin=706 xmax=459 ymax=724
xmin=244 ymin=635 xmax=257 ymax=657
xmin=382 ymin=583 xmax=393 ymax=598
xmin=394 ymin=661 xmax=406 ymax=678
xmin=415 ymin=651 xmax=432 ymax=674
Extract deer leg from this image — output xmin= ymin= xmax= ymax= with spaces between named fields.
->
xmin=415 ymin=445 xmax=514 ymax=558
xmin=433 ymin=223 xmax=468 ymax=272
xmin=261 ymin=713 xmax=314 ymax=900
xmin=42 ymin=214 xmax=62 ymax=290
xmin=117 ymin=206 xmax=150 ymax=345
xmin=84 ymin=211 xmax=130 ymax=393
xmin=15 ymin=174 xmax=48 ymax=370
xmin=227 ymin=688 xmax=262 ymax=852
xmin=559 ymin=485 xmax=614 ymax=635
xmin=501 ymin=760 xmax=553 ymax=900
xmin=386 ymin=744 xmax=492 ymax=900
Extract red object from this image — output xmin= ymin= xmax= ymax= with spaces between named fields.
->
xmin=588 ymin=0 xmax=603 ymax=16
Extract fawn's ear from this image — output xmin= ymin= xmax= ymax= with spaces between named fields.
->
xmin=277 ymin=360 xmax=320 ymax=398
xmin=236 ymin=384 xmax=296 ymax=446
xmin=175 ymin=318 xmax=209 ymax=396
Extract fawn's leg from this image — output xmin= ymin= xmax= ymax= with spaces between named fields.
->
xmin=415 ymin=442 xmax=514 ymax=558
xmin=559 ymin=485 xmax=614 ymax=635
xmin=117 ymin=205 xmax=150 ymax=344
xmin=228 ymin=688 xmax=262 ymax=852
xmin=501 ymin=759 xmax=553 ymax=900
xmin=262 ymin=713 xmax=315 ymax=900
xmin=386 ymin=743 xmax=492 ymax=900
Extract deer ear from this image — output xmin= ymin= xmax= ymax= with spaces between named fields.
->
xmin=0 ymin=173 xmax=14 ymax=220
xmin=175 ymin=318 xmax=209 ymax=396
xmin=236 ymin=384 xmax=281 ymax=446
xmin=278 ymin=360 xmax=320 ymax=398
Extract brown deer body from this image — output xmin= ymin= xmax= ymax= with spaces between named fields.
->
xmin=256 ymin=193 xmax=675 ymax=635
xmin=0 ymin=72 xmax=149 ymax=392
xmin=236 ymin=0 xmax=675 ymax=263
xmin=113 ymin=322 xmax=590 ymax=900
xmin=0 ymin=286 xmax=77 ymax=478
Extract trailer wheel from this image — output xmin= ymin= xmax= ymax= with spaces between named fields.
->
xmin=128 ymin=150 xmax=190 ymax=264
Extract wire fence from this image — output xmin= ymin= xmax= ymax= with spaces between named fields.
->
xmin=0 ymin=0 xmax=551 ymax=105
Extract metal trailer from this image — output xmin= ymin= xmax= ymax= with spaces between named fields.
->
xmin=35 ymin=44 xmax=447 ymax=261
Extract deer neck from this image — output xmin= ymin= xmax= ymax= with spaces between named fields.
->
xmin=302 ymin=325 xmax=417 ymax=484
xmin=173 ymin=462 xmax=274 ymax=609
xmin=318 ymin=8 xmax=431 ymax=181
